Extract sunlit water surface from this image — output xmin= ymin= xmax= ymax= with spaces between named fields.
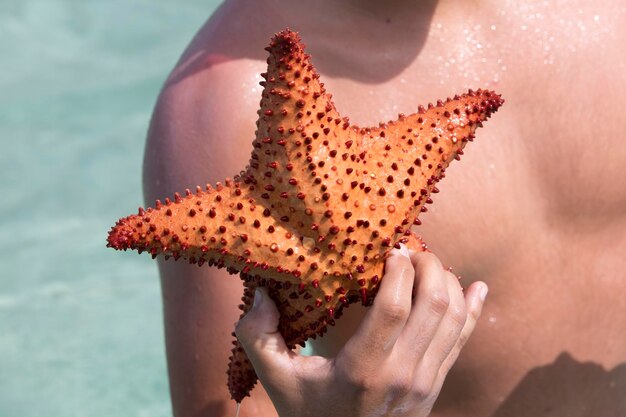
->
xmin=0 ymin=1 xmax=220 ymax=415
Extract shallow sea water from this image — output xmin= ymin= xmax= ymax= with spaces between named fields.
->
xmin=0 ymin=1 xmax=220 ymax=415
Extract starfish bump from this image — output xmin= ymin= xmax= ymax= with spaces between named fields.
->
xmin=107 ymin=29 xmax=503 ymax=402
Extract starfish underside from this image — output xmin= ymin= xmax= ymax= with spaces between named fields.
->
xmin=107 ymin=29 xmax=503 ymax=402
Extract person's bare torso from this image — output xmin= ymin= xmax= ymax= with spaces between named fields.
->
xmin=146 ymin=0 xmax=626 ymax=415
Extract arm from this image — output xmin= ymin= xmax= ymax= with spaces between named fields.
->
xmin=144 ymin=56 xmax=279 ymax=416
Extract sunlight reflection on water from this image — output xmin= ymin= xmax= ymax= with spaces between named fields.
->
xmin=0 ymin=1 xmax=220 ymax=416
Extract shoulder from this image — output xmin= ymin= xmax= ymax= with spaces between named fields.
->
xmin=143 ymin=2 xmax=278 ymax=204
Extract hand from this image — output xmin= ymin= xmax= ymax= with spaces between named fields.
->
xmin=235 ymin=246 xmax=488 ymax=417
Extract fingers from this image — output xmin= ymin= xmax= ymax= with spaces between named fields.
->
xmin=332 ymin=247 xmax=487 ymax=413
xmin=434 ymin=281 xmax=487 ymax=383
xmin=420 ymin=282 xmax=488 ymax=393
xmin=341 ymin=246 xmax=415 ymax=369
xmin=235 ymin=287 xmax=294 ymax=382
xmin=391 ymin=251 xmax=486 ymax=399
xmin=416 ymin=270 xmax=468 ymax=377
xmin=396 ymin=251 xmax=450 ymax=361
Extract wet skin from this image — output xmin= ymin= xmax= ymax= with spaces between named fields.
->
xmin=143 ymin=1 xmax=626 ymax=416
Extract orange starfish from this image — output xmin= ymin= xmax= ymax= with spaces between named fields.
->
xmin=107 ymin=29 xmax=503 ymax=402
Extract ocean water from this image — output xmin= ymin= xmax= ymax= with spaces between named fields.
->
xmin=0 ymin=1 xmax=220 ymax=416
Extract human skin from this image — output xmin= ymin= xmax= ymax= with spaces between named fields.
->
xmin=236 ymin=248 xmax=487 ymax=417
xmin=143 ymin=0 xmax=626 ymax=416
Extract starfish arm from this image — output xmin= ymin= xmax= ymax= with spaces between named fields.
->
xmin=107 ymin=180 xmax=268 ymax=268
xmin=345 ymin=89 xmax=505 ymax=228
xmin=247 ymin=29 xmax=343 ymax=184
xmin=227 ymin=280 xmax=258 ymax=403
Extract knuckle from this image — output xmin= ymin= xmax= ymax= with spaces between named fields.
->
xmin=234 ymin=316 xmax=255 ymax=344
xmin=341 ymin=369 xmax=372 ymax=392
xmin=426 ymin=291 xmax=450 ymax=316
xmin=467 ymin=304 xmax=481 ymax=322
xmin=444 ymin=271 xmax=461 ymax=286
xmin=380 ymin=302 xmax=410 ymax=324
xmin=412 ymin=377 xmax=433 ymax=400
xmin=457 ymin=331 xmax=470 ymax=350
xmin=415 ymin=251 xmax=443 ymax=270
xmin=449 ymin=305 xmax=467 ymax=328
xmin=389 ymin=373 xmax=413 ymax=397
xmin=439 ymin=360 xmax=453 ymax=378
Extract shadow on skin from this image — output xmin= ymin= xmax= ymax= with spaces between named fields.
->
xmin=195 ymin=400 xmax=227 ymax=417
xmin=164 ymin=0 xmax=438 ymax=88
xmin=490 ymin=352 xmax=626 ymax=417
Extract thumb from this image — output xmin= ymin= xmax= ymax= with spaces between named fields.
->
xmin=235 ymin=287 xmax=293 ymax=378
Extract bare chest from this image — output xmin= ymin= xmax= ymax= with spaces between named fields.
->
xmin=313 ymin=8 xmax=626 ymax=414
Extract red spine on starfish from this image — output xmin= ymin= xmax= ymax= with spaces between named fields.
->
xmin=107 ymin=29 xmax=503 ymax=402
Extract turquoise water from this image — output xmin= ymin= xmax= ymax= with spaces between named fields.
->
xmin=0 ymin=1 xmax=220 ymax=416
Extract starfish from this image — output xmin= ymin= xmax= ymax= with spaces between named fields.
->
xmin=107 ymin=29 xmax=503 ymax=402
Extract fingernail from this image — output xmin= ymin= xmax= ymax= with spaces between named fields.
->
xmin=391 ymin=243 xmax=410 ymax=259
xmin=479 ymin=284 xmax=488 ymax=302
xmin=252 ymin=288 xmax=263 ymax=310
